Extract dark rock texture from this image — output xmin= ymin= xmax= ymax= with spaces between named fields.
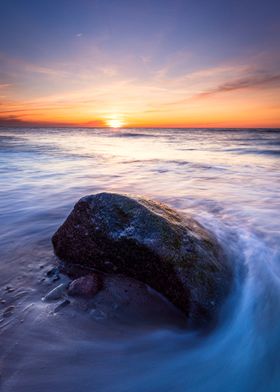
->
xmin=52 ymin=192 xmax=233 ymax=326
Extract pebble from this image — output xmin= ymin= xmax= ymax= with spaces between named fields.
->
xmin=90 ymin=308 xmax=106 ymax=320
xmin=42 ymin=283 xmax=68 ymax=302
xmin=5 ymin=286 xmax=15 ymax=293
xmin=3 ymin=305 xmax=15 ymax=317
xmin=68 ymin=274 xmax=101 ymax=298
xmin=54 ymin=300 xmax=70 ymax=313
xmin=46 ymin=267 xmax=60 ymax=277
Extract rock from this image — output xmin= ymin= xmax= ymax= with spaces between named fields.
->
xmin=3 ymin=305 xmax=15 ymax=318
xmin=92 ymin=273 xmax=187 ymax=327
xmin=54 ymin=299 xmax=70 ymax=313
xmin=52 ymin=192 xmax=233 ymax=326
xmin=5 ymin=286 xmax=14 ymax=293
xmin=42 ymin=283 xmax=68 ymax=302
xmin=46 ymin=267 xmax=60 ymax=280
xmin=68 ymin=274 xmax=101 ymax=298
xmin=90 ymin=308 xmax=106 ymax=320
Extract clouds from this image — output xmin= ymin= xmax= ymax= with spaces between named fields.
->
xmin=0 ymin=83 xmax=11 ymax=89
xmin=0 ymin=114 xmax=104 ymax=128
xmin=196 ymin=73 xmax=280 ymax=98
xmin=0 ymin=52 xmax=71 ymax=80
xmin=0 ymin=44 xmax=279 ymax=128
xmin=0 ymin=115 xmax=26 ymax=126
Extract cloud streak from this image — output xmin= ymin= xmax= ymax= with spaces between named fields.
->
xmin=196 ymin=73 xmax=280 ymax=98
xmin=0 ymin=114 xmax=104 ymax=128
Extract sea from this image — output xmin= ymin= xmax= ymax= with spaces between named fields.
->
xmin=0 ymin=127 xmax=280 ymax=392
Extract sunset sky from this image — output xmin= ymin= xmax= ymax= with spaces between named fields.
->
xmin=0 ymin=0 xmax=279 ymax=128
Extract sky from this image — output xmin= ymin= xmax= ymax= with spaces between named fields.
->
xmin=0 ymin=0 xmax=280 ymax=128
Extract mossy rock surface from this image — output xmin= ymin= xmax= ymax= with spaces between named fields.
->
xmin=52 ymin=192 xmax=233 ymax=326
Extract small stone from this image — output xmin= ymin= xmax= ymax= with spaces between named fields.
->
xmin=54 ymin=299 xmax=70 ymax=313
xmin=3 ymin=305 xmax=15 ymax=317
xmin=47 ymin=267 xmax=59 ymax=277
xmin=42 ymin=283 xmax=68 ymax=302
xmin=68 ymin=274 xmax=101 ymax=298
xmin=90 ymin=308 xmax=106 ymax=320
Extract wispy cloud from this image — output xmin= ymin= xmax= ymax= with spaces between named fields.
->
xmin=0 ymin=114 xmax=104 ymax=127
xmin=0 ymin=114 xmax=38 ymax=126
xmin=196 ymin=73 xmax=280 ymax=98
xmin=99 ymin=66 xmax=119 ymax=77
xmin=0 ymin=83 xmax=11 ymax=89
xmin=0 ymin=52 xmax=71 ymax=78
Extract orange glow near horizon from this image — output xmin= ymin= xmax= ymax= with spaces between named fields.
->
xmin=0 ymin=53 xmax=279 ymax=128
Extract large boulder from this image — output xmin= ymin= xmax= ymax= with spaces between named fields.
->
xmin=52 ymin=192 xmax=233 ymax=326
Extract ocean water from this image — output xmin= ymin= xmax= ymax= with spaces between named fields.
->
xmin=0 ymin=127 xmax=280 ymax=392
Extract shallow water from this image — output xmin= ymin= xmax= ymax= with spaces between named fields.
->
xmin=0 ymin=127 xmax=280 ymax=391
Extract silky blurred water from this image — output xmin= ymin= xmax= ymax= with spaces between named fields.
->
xmin=0 ymin=127 xmax=279 ymax=392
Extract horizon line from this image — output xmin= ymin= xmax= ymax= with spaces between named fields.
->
xmin=0 ymin=125 xmax=279 ymax=130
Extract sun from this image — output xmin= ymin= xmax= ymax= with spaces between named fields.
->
xmin=107 ymin=119 xmax=124 ymax=128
